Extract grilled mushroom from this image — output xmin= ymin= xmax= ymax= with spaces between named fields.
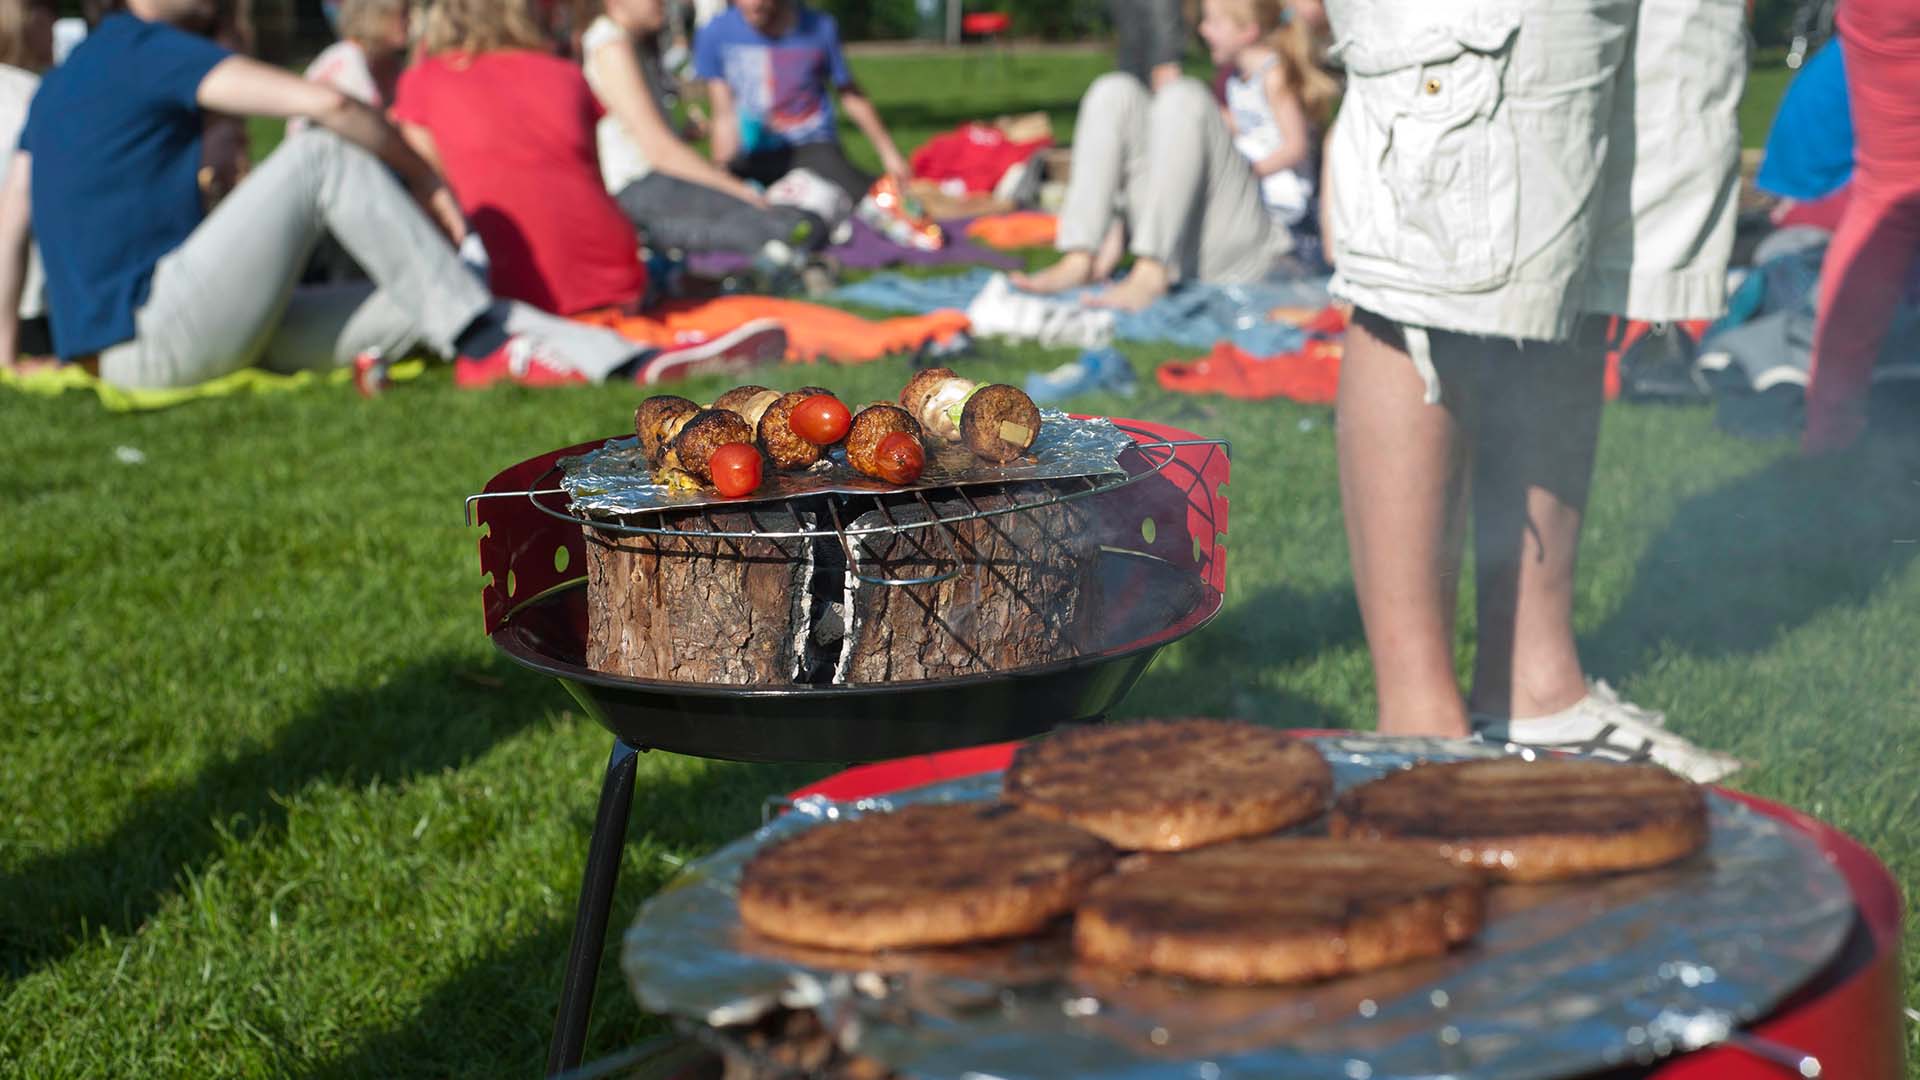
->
xmin=713 ymin=385 xmax=783 ymax=431
xmin=845 ymin=404 xmax=926 ymax=484
xmin=959 ymin=384 xmax=1042 ymax=464
xmin=899 ymin=367 xmax=976 ymax=443
xmin=667 ymin=408 xmax=757 ymax=484
xmin=757 ymin=387 xmax=834 ymax=470
xmin=635 ymin=395 xmax=700 ymax=465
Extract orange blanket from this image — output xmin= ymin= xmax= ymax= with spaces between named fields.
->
xmin=577 ymin=296 xmax=970 ymax=366
xmin=965 ymin=211 xmax=1058 ymax=250
xmin=1156 ymin=340 xmax=1342 ymax=404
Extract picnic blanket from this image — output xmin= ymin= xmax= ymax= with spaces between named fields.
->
xmin=576 ymin=294 xmax=970 ymax=365
xmin=684 ymin=215 xmax=1021 ymax=278
xmin=831 ymin=269 xmax=1330 ymax=355
xmin=1156 ymin=340 xmax=1342 ymax=404
xmin=966 ymin=211 xmax=1057 ymax=250
xmin=0 ymin=356 xmax=427 ymax=410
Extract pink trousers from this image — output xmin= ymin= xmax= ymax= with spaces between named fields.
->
xmin=1803 ymin=0 xmax=1920 ymax=452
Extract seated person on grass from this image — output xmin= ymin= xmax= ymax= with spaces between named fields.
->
xmin=0 ymin=0 xmax=765 ymax=390
xmin=1013 ymin=0 xmax=1335 ymax=311
xmin=290 ymin=0 xmax=413 ymax=285
xmin=0 ymin=0 xmax=50 ymax=353
xmin=389 ymin=0 xmax=786 ymax=382
xmin=694 ymin=0 xmax=908 ymax=204
xmin=291 ymin=0 xmax=411 ymax=129
xmin=583 ymin=0 xmax=826 ymax=259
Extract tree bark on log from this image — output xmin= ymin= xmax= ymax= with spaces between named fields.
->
xmin=838 ymin=484 xmax=1100 ymax=684
xmin=584 ymin=507 xmax=815 ymax=685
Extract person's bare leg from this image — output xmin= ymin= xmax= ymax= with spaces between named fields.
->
xmin=1466 ymin=338 xmax=1605 ymax=719
xmin=1085 ymin=256 xmax=1170 ymax=311
xmin=1337 ymin=312 xmax=1479 ymax=736
xmin=1015 ymin=73 xmax=1149 ymax=295
xmin=1091 ymin=219 xmax=1127 ymax=280
xmin=1010 ymin=251 xmax=1097 ymax=293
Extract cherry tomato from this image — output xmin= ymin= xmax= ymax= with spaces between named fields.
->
xmin=708 ymin=442 xmax=763 ymax=497
xmin=873 ymin=431 xmax=925 ymax=485
xmin=789 ymin=394 xmax=852 ymax=446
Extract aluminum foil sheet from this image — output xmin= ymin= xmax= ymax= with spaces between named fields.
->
xmin=560 ymin=411 xmax=1135 ymax=519
xmin=621 ymin=736 xmax=1855 ymax=1080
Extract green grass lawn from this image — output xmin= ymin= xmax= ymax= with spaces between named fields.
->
xmin=10 ymin=49 xmax=1913 ymax=1080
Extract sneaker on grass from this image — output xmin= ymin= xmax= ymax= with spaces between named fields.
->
xmin=637 ymin=319 xmax=788 ymax=385
xmin=455 ymin=335 xmax=587 ymax=389
xmin=1471 ymin=679 xmax=1741 ymax=785
xmin=351 ymin=350 xmax=391 ymax=398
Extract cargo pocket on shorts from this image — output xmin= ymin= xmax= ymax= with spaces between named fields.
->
xmin=1329 ymin=14 xmax=1521 ymax=295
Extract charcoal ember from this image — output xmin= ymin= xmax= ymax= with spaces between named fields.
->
xmin=716 ymin=1009 xmax=895 ymax=1080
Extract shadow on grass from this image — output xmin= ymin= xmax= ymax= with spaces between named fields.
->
xmin=300 ymin=753 xmax=822 ymax=1079
xmin=1585 ymin=434 xmax=1920 ymax=676
xmin=0 ymin=653 xmax=567 ymax=982
xmin=1123 ymin=582 xmax=1362 ymax=729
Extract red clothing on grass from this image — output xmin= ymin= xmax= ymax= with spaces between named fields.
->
xmin=908 ymin=123 xmax=1051 ymax=195
xmin=1803 ymin=0 xmax=1920 ymax=453
xmin=392 ymin=50 xmax=646 ymax=316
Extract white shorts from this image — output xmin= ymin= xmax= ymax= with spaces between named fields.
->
xmin=1324 ymin=0 xmax=1748 ymax=347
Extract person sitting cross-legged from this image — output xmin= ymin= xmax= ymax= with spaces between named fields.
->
xmin=694 ymin=0 xmax=907 ymax=205
xmin=1011 ymin=0 xmax=1335 ymax=312
xmin=391 ymin=0 xmax=787 ymax=380
xmin=583 ymin=0 xmax=826 ymax=260
xmin=0 ymin=0 xmax=774 ymax=392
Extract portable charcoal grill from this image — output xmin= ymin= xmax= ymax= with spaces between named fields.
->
xmin=469 ymin=418 xmax=1230 ymax=1075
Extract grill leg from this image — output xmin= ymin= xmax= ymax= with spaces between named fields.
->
xmin=547 ymin=738 xmax=641 ymax=1077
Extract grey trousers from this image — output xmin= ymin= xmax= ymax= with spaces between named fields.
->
xmin=616 ymin=171 xmax=826 ymax=255
xmin=99 ymin=129 xmax=640 ymax=389
xmin=1055 ymin=73 xmax=1287 ymax=285
xmin=1110 ymin=0 xmax=1186 ymax=83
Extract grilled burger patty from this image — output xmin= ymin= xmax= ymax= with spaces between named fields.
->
xmin=738 ymin=802 xmax=1115 ymax=951
xmin=1073 ymin=837 xmax=1485 ymax=984
xmin=1328 ymin=757 xmax=1709 ymax=882
xmin=1001 ymin=719 xmax=1333 ymax=851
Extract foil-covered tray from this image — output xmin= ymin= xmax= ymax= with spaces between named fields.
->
xmin=621 ymin=736 xmax=1856 ymax=1080
xmin=560 ymin=410 xmax=1135 ymax=519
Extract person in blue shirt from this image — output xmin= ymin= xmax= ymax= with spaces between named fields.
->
xmin=0 ymin=0 xmax=778 ymax=390
xmin=694 ymin=0 xmax=908 ymax=202
xmin=1756 ymin=39 xmax=1853 ymax=205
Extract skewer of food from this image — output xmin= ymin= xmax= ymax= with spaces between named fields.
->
xmin=844 ymin=404 xmax=926 ymax=484
xmin=757 ymin=388 xmax=836 ymax=471
xmin=899 ymin=368 xmax=1043 ymax=464
xmin=628 ymin=371 xmax=1041 ymax=498
xmin=660 ymin=409 xmax=761 ymax=497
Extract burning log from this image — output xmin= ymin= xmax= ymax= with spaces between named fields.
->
xmin=583 ymin=482 xmax=1102 ymax=687
xmin=584 ymin=504 xmax=816 ymax=685
xmin=837 ymin=483 xmax=1100 ymax=684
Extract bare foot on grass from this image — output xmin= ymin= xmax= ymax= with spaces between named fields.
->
xmin=1010 ymin=251 xmax=1096 ymax=294
xmin=1084 ymin=259 xmax=1170 ymax=312
xmin=1090 ymin=220 xmax=1126 ymax=281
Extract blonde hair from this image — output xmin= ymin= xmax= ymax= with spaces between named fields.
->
xmin=0 ymin=0 xmax=39 ymax=69
xmin=420 ymin=0 xmax=545 ymax=56
xmin=340 ymin=0 xmax=409 ymax=47
xmin=1214 ymin=0 xmax=1338 ymax=128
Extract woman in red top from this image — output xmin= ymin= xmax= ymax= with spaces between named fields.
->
xmin=391 ymin=0 xmax=647 ymax=316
